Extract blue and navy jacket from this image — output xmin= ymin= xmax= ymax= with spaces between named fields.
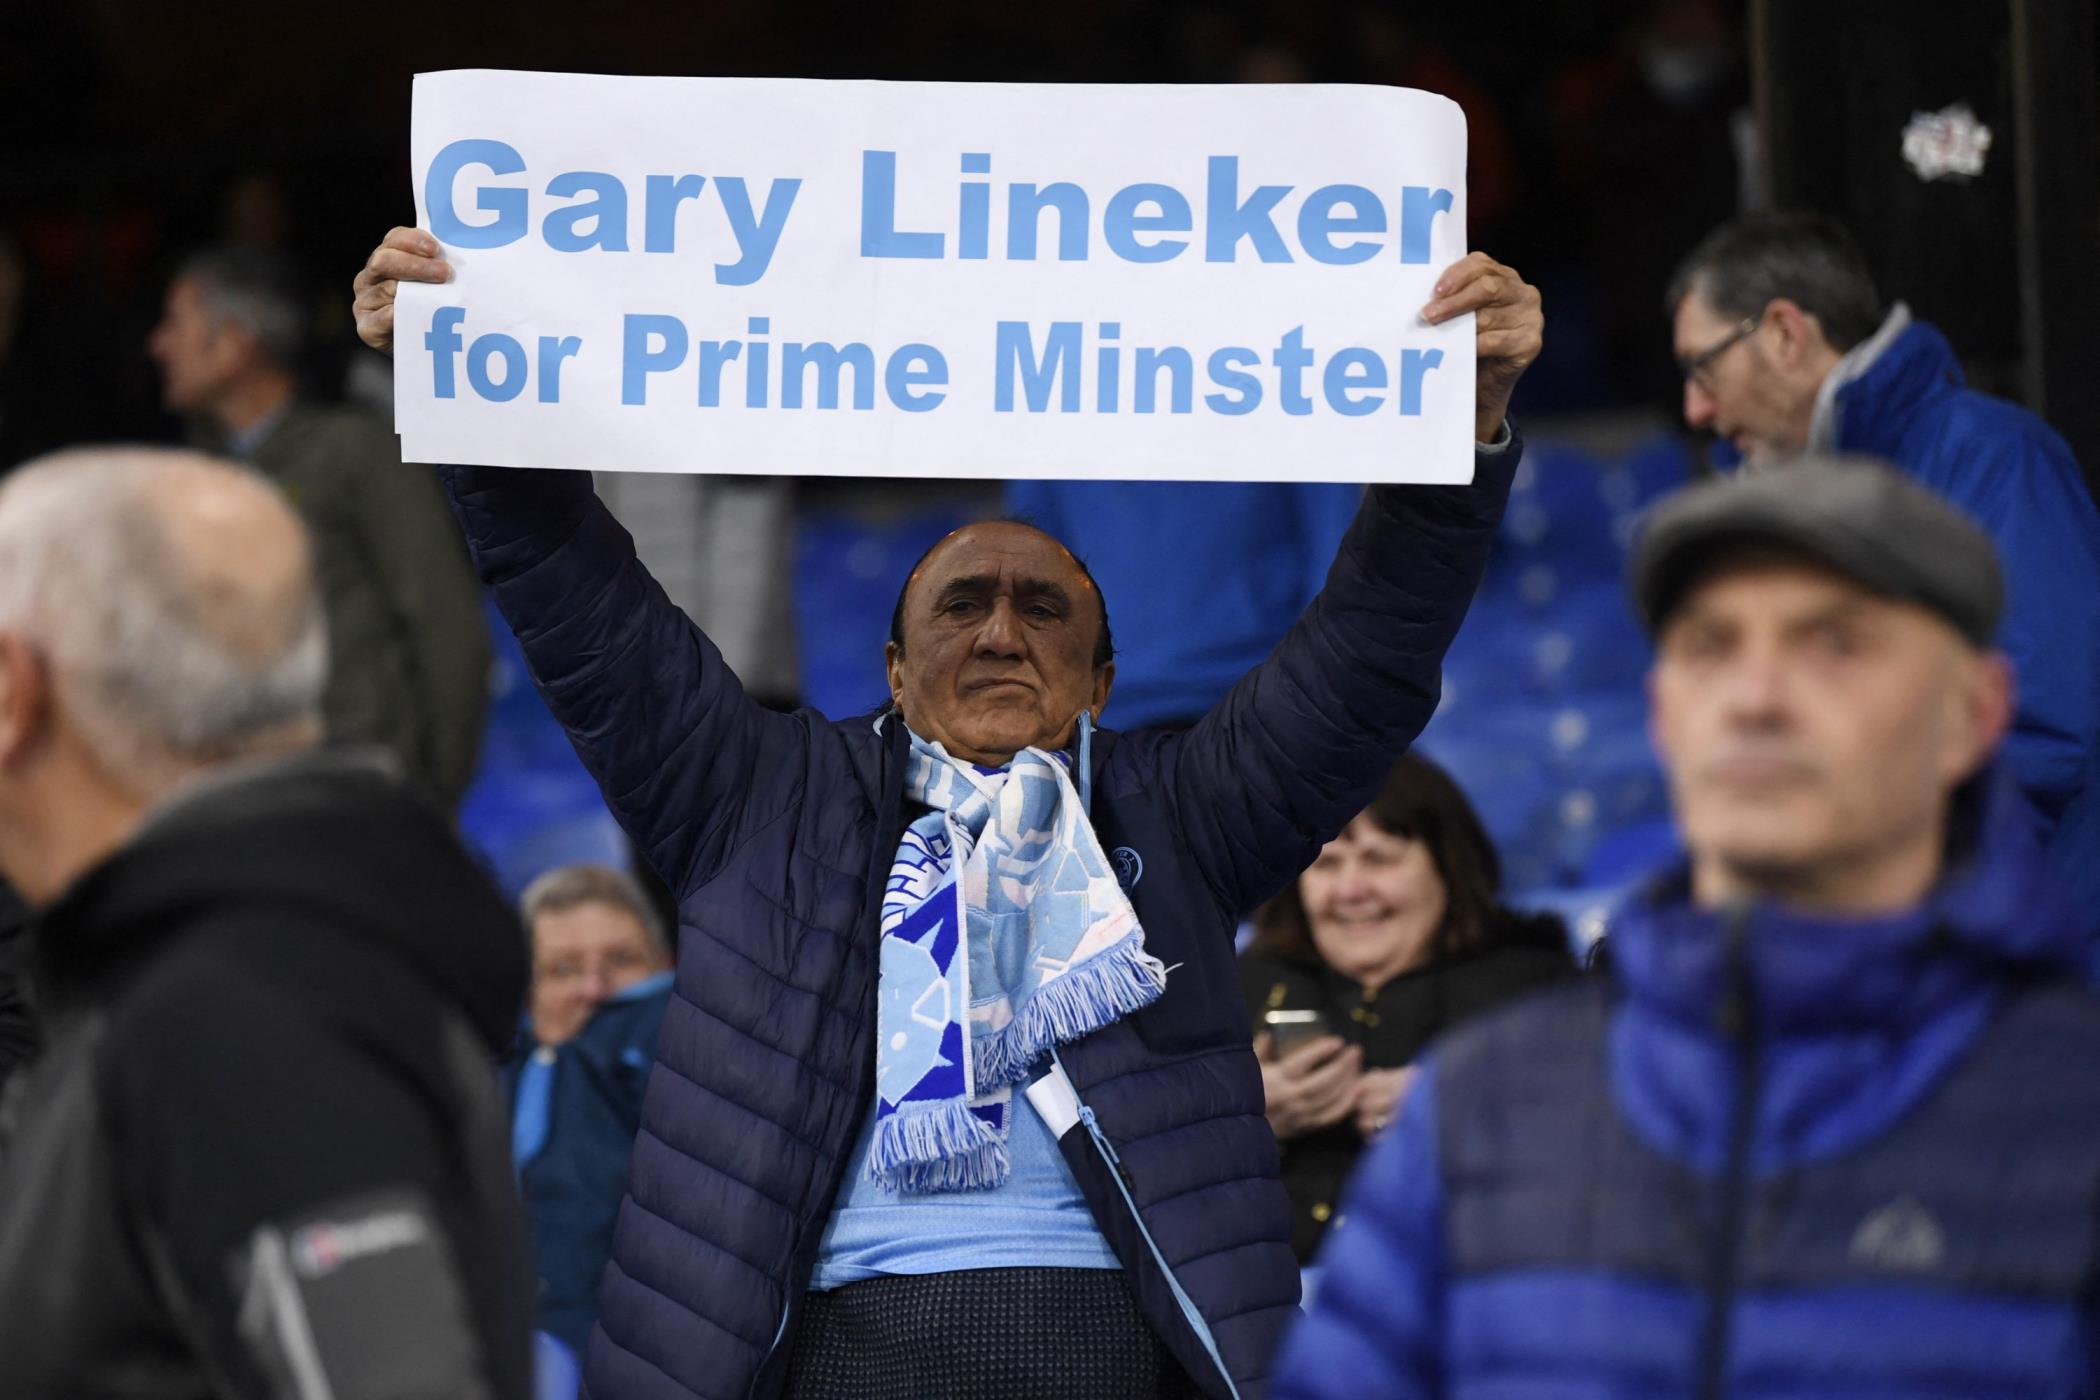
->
xmin=1273 ymin=771 xmax=2100 ymax=1398
xmin=510 ymin=973 xmax=674 ymax=1356
xmin=442 ymin=448 xmax=1517 ymax=1400
xmin=1826 ymin=314 xmax=2100 ymax=918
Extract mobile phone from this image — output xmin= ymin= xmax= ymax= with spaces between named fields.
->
xmin=1263 ymin=1007 xmax=1334 ymax=1057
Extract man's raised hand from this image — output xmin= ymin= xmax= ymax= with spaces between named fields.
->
xmin=1422 ymin=251 xmax=1544 ymax=444
xmin=352 ymin=228 xmax=453 ymax=356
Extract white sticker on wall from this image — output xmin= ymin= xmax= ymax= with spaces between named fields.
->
xmin=1902 ymin=103 xmax=1993 ymax=183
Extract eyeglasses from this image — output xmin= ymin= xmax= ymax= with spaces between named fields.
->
xmin=536 ymin=946 xmax=653 ymax=986
xmin=1677 ymin=313 xmax=1763 ymax=389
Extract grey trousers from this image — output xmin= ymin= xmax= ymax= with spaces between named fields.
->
xmin=782 ymin=1266 xmax=1206 ymax=1400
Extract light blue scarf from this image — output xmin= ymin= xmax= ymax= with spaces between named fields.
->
xmin=867 ymin=722 xmax=1167 ymax=1193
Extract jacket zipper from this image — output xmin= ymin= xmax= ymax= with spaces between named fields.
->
xmin=1055 ymin=1050 xmax=1242 ymax=1400
xmin=1059 ymin=720 xmax=1241 ymax=1396
xmin=1060 ymin=721 xmax=1237 ymax=1396
xmin=1695 ymin=902 xmax=1760 ymax=1400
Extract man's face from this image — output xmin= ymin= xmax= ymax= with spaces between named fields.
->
xmin=885 ymin=522 xmax=1113 ymax=766
xmin=147 ymin=277 xmax=242 ymax=415
xmin=529 ymin=900 xmax=668 ymax=1046
xmin=1650 ymin=555 xmax=2006 ymax=903
xmin=1673 ymin=291 xmax=1809 ymax=463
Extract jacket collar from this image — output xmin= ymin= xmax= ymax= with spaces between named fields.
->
xmin=1603 ymin=768 xmax=2089 ymax=1171
xmin=33 ymin=747 xmax=526 ymax=1049
xmin=1807 ymin=305 xmax=1964 ymax=456
xmin=1610 ymin=766 xmax=2085 ymax=1039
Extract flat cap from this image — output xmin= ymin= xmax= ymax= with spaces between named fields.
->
xmin=1631 ymin=456 xmax=2004 ymax=646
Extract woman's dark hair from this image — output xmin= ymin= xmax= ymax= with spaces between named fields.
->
xmin=1250 ymin=751 xmax=1504 ymax=968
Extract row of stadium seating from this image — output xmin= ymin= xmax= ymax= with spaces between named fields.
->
xmin=457 ymin=436 xmax=1700 ymax=950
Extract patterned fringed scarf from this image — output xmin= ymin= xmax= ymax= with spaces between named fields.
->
xmin=867 ymin=727 xmax=1167 ymax=1193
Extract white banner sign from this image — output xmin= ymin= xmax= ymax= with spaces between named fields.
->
xmin=397 ymin=71 xmax=1474 ymax=483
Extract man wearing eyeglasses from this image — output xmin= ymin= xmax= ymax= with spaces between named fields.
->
xmin=1666 ymin=210 xmax=2100 ymax=925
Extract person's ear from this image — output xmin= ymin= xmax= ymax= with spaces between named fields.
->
xmin=207 ymin=315 xmax=265 ymax=373
xmin=884 ymin=639 xmax=906 ymax=713
xmin=1945 ymin=649 xmax=2014 ymax=785
xmin=1643 ymin=665 xmax=1674 ymax=768
xmin=0 ymin=633 xmax=48 ymax=769
xmin=1763 ymin=297 xmax=1831 ymax=370
xmin=1090 ymin=659 xmax=1115 ymax=719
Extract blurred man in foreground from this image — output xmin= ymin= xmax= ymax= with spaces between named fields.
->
xmin=512 ymin=864 xmax=673 ymax=1357
xmin=1275 ymin=460 xmax=2100 ymax=1397
xmin=149 ymin=249 xmax=491 ymax=806
xmin=1668 ymin=212 xmax=2100 ymax=914
xmin=0 ymin=448 xmax=532 ymax=1397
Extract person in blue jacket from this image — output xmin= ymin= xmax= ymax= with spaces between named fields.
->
xmin=1273 ymin=459 xmax=2100 ymax=1399
xmin=1667 ymin=211 xmax=2100 ymax=916
xmin=509 ymin=864 xmax=675 ymax=1361
xmin=355 ymin=230 xmax=1543 ymax=1400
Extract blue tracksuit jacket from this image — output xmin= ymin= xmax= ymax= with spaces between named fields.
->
xmin=1827 ymin=316 xmax=2100 ymax=918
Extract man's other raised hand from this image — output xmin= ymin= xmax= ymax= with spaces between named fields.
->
xmin=352 ymin=228 xmax=452 ymax=356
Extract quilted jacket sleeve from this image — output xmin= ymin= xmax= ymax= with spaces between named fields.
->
xmin=1167 ymin=443 xmax=1518 ymax=917
xmin=438 ymin=465 xmax=805 ymax=895
xmin=1271 ymin=1063 xmax=1448 ymax=1400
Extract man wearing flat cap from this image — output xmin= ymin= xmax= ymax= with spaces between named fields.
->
xmin=1274 ymin=458 xmax=2100 ymax=1399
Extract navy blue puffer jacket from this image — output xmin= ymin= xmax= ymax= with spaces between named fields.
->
xmin=510 ymin=972 xmax=674 ymax=1356
xmin=1273 ymin=770 xmax=2100 ymax=1399
xmin=442 ymin=448 xmax=1517 ymax=1400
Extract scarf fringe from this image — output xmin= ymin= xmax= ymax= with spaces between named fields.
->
xmin=867 ymin=1100 xmax=1013 ymax=1194
xmin=972 ymin=933 xmax=1169 ymax=1089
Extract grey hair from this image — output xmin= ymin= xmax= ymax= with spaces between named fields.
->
xmin=520 ymin=864 xmax=670 ymax=957
xmin=0 ymin=449 xmax=326 ymax=795
xmin=178 ymin=247 xmax=310 ymax=369
xmin=1666 ymin=212 xmax=1885 ymax=352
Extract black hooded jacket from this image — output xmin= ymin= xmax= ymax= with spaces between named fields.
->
xmin=0 ymin=877 xmax=36 ymax=1095
xmin=0 ymin=752 xmax=534 ymax=1399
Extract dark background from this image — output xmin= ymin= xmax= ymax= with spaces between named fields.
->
xmin=1 ymin=0 xmax=2093 ymax=480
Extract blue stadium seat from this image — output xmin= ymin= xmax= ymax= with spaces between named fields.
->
xmin=456 ymin=597 xmax=628 ymax=902
xmin=1424 ymin=435 xmax=1694 ymax=897
xmin=1505 ymin=882 xmax=1625 ymax=958
xmin=1584 ymin=816 xmax=1684 ymax=889
xmin=794 ymin=504 xmax=975 ymax=721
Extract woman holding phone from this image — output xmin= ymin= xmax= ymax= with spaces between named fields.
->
xmin=1239 ymin=752 xmax=1575 ymax=1262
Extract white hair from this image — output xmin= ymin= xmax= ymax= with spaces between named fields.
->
xmin=520 ymin=863 xmax=670 ymax=957
xmin=0 ymin=448 xmax=325 ymax=795
xmin=179 ymin=247 xmax=310 ymax=369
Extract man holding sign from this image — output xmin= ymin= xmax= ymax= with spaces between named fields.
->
xmin=354 ymin=74 xmax=1540 ymax=1400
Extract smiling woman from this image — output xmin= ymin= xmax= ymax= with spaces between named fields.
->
xmin=1238 ymin=752 xmax=1576 ymax=1262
